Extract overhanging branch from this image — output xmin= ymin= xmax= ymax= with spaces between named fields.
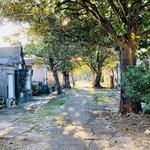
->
xmin=140 ymin=29 xmax=150 ymax=39
xmin=108 ymin=0 xmax=128 ymax=24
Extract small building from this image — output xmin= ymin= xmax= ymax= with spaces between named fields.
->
xmin=0 ymin=45 xmax=33 ymax=108
xmin=0 ymin=45 xmax=25 ymax=107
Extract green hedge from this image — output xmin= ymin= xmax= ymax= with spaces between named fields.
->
xmin=122 ymin=66 xmax=150 ymax=103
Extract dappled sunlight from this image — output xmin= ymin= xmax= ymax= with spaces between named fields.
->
xmin=75 ymin=112 xmax=81 ymax=117
xmin=73 ymin=130 xmax=93 ymax=140
xmin=0 ymin=84 xmax=148 ymax=149
xmin=0 ymin=124 xmax=14 ymax=137
xmin=63 ymin=123 xmax=85 ymax=135
xmin=81 ymin=100 xmax=87 ymax=105
xmin=68 ymin=107 xmax=75 ymax=112
xmin=75 ymin=93 xmax=80 ymax=97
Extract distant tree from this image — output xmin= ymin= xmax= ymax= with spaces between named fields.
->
xmin=25 ymin=15 xmax=80 ymax=90
xmin=82 ymin=46 xmax=114 ymax=88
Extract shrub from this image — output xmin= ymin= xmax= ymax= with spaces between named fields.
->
xmin=121 ymin=66 xmax=150 ymax=103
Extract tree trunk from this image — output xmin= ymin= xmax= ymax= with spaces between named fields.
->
xmin=119 ymin=42 xmax=142 ymax=114
xmin=62 ymin=71 xmax=71 ymax=89
xmin=110 ymin=68 xmax=115 ymax=89
xmin=94 ymin=67 xmax=103 ymax=88
xmin=71 ymin=73 xmax=75 ymax=86
xmin=49 ymin=56 xmax=62 ymax=95
xmin=52 ymin=69 xmax=62 ymax=95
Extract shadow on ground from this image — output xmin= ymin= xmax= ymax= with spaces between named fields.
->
xmin=0 ymin=87 xmax=149 ymax=150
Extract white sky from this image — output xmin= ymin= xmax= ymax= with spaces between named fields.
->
xmin=0 ymin=21 xmax=29 ymax=47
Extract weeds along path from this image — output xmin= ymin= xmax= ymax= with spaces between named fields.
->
xmin=0 ymin=87 xmax=148 ymax=150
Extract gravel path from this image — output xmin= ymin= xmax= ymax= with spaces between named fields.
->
xmin=0 ymin=87 xmax=146 ymax=150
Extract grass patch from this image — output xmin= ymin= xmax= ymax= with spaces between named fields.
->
xmin=41 ymin=111 xmax=52 ymax=118
xmin=40 ymin=97 xmax=65 ymax=119
xmin=94 ymin=93 xmax=108 ymax=104
xmin=107 ymin=92 xmax=116 ymax=98
xmin=92 ymin=92 xmax=116 ymax=104
xmin=45 ymin=98 xmax=65 ymax=110
xmin=90 ymin=91 xmax=117 ymax=105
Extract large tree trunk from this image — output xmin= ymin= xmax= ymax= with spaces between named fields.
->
xmin=62 ymin=71 xmax=71 ymax=89
xmin=94 ymin=66 xmax=103 ymax=88
xmin=52 ymin=69 xmax=62 ymax=95
xmin=49 ymin=56 xmax=62 ymax=95
xmin=119 ymin=41 xmax=142 ymax=114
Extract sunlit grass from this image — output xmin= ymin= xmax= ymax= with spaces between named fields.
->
xmin=45 ymin=98 xmax=65 ymax=110
xmin=91 ymin=91 xmax=117 ymax=104
xmin=40 ymin=111 xmax=52 ymax=118
xmin=37 ymin=98 xmax=65 ymax=119
xmin=94 ymin=93 xmax=108 ymax=104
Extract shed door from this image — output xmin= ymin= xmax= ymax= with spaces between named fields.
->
xmin=8 ymin=74 xmax=14 ymax=99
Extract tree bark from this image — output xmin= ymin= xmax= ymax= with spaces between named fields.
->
xmin=94 ymin=66 xmax=103 ymax=88
xmin=119 ymin=41 xmax=142 ymax=114
xmin=91 ymin=70 xmax=96 ymax=85
xmin=110 ymin=68 xmax=115 ymax=89
xmin=71 ymin=73 xmax=75 ymax=86
xmin=62 ymin=71 xmax=71 ymax=89
xmin=52 ymin=69 xmax=62 ymax=95
xmin=49 ymin=56 xmax=62 ymax=95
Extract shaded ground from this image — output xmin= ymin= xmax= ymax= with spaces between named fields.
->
xmin=0 ymin=82 xmax=150 ymax=150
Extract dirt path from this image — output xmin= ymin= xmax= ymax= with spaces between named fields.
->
xmin=0 ymin=86 xmax=149 ymax=150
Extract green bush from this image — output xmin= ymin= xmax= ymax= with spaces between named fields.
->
xmin=143 ymin=103 xmax=150 ymax=114
xmin=122 ymin=66 xmax=150 ymax=103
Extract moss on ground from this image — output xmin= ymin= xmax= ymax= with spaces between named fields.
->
xmin=90 ymin=91 xmax=117 ymax=104
xmin=40 ymin=97 xmax=65 ymax=119
xmin=45 ymin=98 xmax=65 ymax=109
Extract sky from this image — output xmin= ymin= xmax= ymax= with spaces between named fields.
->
xmin=0 ymin=20 xmax=29 ymax=47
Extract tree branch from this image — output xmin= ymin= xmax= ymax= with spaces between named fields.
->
xmin=82 ymin=1 xmax=101 ymax=19
xmin=118 ymin=0 xmax=128 ymax=16
xmin=129 ymin=0 xmax=148 ymax=22
xmin=86 ymin=63 xmax=97 ymax=73
xmin=90 ymin=63 xmax=98 ymax=73
xmin=140 ymin=29 xmax=150 ymax=39
xmin=56 ymin=0 xmax=124 ymax=47
xmin=108 ymin=0 xmax=128 ymax=24
xmin=140 ymin=1 xmax=150 ymax=10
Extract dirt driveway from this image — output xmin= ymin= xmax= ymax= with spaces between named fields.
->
xmin=0 ymin=86 xmax=149 ymax=150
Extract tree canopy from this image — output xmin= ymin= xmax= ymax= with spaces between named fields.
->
xmin=1 ymin=0 xmax=149 ymax=114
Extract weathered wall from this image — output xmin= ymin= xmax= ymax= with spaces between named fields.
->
xmin=0 ymin=65 xmax=15 ymax=99
xmin=32 ymin=65 xmax=48 ymax=85
xmin=32 ymin=65 xmax=63 ymax=86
